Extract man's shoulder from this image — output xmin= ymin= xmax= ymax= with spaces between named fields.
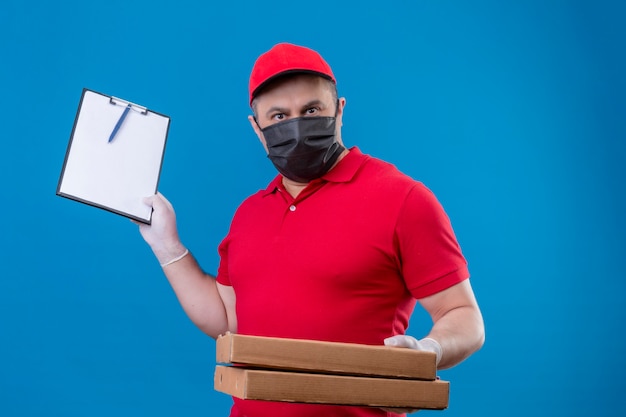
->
xmin=357 ymin=151 xmax=423 ymax=189
xmin=230 ymin=174 xmax=280 ymax=214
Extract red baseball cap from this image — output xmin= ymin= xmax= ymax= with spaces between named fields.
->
xmin=249 ymin=43 xmax=336 ymax=105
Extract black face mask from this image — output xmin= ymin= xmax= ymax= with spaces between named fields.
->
xmin=260 ymin=116 xmax=345 ymax=183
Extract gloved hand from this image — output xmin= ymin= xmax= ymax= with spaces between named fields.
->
xmin=137 ymin=192 xmax=188 ymax=266
xmin=380 ymin=335 xmax=443 ymax=415
xmin=383 ymin=335 xmax=442 ymax=366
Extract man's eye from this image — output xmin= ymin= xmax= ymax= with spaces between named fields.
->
xmin=272 ymin=113 xmax=285 ymax=121
xmin=305 ymin=107 xmax=319 ymax=115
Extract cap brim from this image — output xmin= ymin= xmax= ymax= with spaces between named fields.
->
xmin=251 ymin=69 xmax=335 ymax=103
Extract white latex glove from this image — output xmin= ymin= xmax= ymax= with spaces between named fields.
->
xmin=137 ymin=192 xmax=187 ymax=266
xmin=383 ymin=335 xmax=442 ymax=366
xmin=381 ymin=335 xmax=443 ymax=415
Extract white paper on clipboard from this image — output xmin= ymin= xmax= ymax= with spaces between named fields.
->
xmin=57 ymin=88 xmax=170 ymax=224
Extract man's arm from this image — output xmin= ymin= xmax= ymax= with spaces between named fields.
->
xmin=385 ymin=280 xmax=484 ymax=369
xmin=138 ymin=193 xmax=236 ymax=339
xmin=419 ymin=279 xmax=484 ymax=369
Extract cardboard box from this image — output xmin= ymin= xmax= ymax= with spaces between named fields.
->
xmin=214 ymin=365 xmax=449 ymax=409
xmin=216 ymin=332 xmax=437 ymax=380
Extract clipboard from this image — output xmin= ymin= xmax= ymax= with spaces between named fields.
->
xmin=57 ymin=88 xmax=170 ymax=224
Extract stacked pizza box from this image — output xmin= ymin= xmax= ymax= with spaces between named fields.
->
xmin=214 ymin=332 xmax=449 ymax=410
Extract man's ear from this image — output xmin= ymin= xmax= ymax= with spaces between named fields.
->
xmin=248 ymin=114 xmax=268 ymax=151
xmin=336 ymin=97 xmax=346 ymax=128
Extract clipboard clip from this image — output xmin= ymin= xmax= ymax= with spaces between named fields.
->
xmin=108 ymin=96 xmax=149 ymax=143
xmin=109 ymin=96 xmax=149 ymax=115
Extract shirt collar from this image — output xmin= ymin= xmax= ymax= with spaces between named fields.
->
xmin=263 ymin=175 xmax=284 ymax=196
xmin=262 ymin=146 xmax=367 ymax=196
xmin=322 ymin=146 xmax=366 ymax=183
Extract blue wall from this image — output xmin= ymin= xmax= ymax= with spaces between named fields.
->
xmin=1 ymin=1 xmax=624 ymax=416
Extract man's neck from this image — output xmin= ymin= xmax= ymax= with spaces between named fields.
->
xmin=282 ymin=179 xmax=308 ymax=199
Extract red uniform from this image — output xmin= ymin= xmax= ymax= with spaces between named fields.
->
xmin=216 ymin=147 xmax=468 ymax=417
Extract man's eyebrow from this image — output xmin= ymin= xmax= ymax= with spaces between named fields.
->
xmin=264 ymin=100 xmax=326 ymax=118
xmin=265 ymin=106 xmax=290 ymax=118
xmin=301 ymin=99 xmax=324 ymax=110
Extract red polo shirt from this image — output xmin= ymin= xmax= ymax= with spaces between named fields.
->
xmin=216 ymin=147 xmax=468 ymax=417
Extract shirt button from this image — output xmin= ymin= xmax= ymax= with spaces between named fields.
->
xmin=289 ymin=205 xmax=296 ymax=212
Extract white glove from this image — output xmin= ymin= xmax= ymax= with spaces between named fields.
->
xmin=384 ymin=335 xmax=442 ymax=366
xmin=137 ymin=192 xmax=188 ymax=266
xmin=380 ymin=335 xmax=442 ymax=415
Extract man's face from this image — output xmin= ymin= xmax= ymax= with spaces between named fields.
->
xmin=249 ymin=74 xmax=345 ymax=151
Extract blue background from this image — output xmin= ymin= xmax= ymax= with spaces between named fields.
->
xmin=1 ymin=1 xmax=624 ymax=416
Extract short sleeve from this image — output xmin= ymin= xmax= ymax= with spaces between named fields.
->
xmin=396 ymin=184 xmax=469 ymax=299
xmin=216 ymin=235 xmax=232 ymax=286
